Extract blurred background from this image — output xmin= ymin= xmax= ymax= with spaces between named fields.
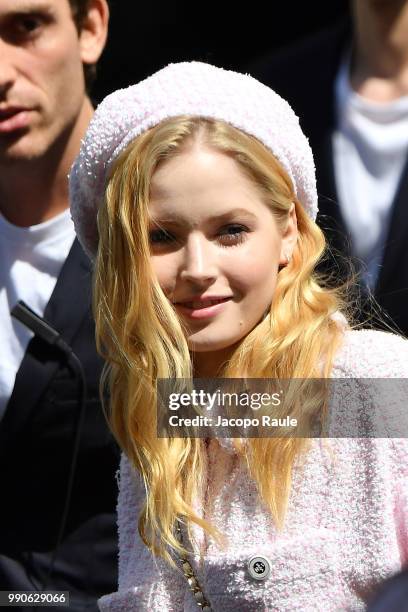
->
xmin=93 ymin=0 xmax=349 ymax=101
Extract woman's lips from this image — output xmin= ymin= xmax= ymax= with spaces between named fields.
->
xmin=174 ymin=297 xmax=231 ymax=320
xmin=0 ymin=109 xmax=31 ymax=134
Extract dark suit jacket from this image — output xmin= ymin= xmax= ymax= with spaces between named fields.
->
xmin=249 ymin=21 xmax=408 ymax=336
xmin=0 ymin=239 xmax=119 ymax=611
xmin=367 ymin=569 xmax=408 ymax=611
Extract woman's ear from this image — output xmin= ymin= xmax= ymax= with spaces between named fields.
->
xmin=279 ymin=203 xmax=298 ymax=267
xmin=79 ymin=0 xmax=110 ymax=66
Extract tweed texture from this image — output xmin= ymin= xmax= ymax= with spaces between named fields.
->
xmin=69 ymin=62 xmax=318 ymax=259
xmin=98 ymin=329 xmax=408 ymax=611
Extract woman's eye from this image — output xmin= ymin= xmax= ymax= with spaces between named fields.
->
xmin=149 ymin=228 xmax=175 ymax=244
xmin=218 ymin=224 xmax=248 ymax=245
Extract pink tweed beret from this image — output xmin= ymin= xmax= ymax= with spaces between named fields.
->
xmin=69 ymin=61 xmax=318 ymax=259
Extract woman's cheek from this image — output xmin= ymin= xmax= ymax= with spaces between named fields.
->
xmin=152 ymin=256 xmax=176 ymax=290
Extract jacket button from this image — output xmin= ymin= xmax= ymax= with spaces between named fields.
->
xmin=247 ymin=555 xmax=271 ymax=581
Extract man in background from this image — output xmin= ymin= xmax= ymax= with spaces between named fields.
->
xmin=250 ymin=0 xmax=408 ymax=336
xmin=0 ymin=1 xmax=118 ymax=609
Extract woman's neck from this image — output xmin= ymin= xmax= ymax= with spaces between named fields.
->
xmin=191 ymin=345 xmax=237 ymax=378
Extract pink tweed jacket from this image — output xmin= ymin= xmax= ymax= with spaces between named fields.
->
xmin=99 ymin=329 xmax=408 ymax=611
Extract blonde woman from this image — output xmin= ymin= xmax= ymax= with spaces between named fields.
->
xmin=70 ymin=63 xmax=408 ymax=611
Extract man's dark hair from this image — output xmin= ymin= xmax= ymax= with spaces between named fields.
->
xmin=69 ymin=0 xmax=92 ymax=27
xmin=68 ymin=0 xmax=102 ymax=92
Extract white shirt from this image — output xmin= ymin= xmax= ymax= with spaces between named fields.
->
xmin=333 ymin=54 xmax=408 ymax=289
xmin=0 ymin=209 xmax=76 ymax=420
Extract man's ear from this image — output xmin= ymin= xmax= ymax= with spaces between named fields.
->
xmin=79 ymin=0 xmax=109 ymax=65
xmin=279 ymin=202 xmax=298 ymax=266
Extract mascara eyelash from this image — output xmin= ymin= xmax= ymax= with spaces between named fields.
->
xmin=218 ymin=225 xmax=249 ymax=246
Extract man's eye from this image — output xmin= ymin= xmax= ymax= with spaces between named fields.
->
xmin=21 ymin=17 xmax=40 ymax=30
xmin=218 ymin=224 xmax=248 ymax=244
xmin=15 ymin=16 xmax=43 ymax=36
xmin=149 ymin=228 xmax=175 ymax=244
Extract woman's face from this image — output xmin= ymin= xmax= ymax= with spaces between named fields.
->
xmin=149 ymin=144 xmax=297 ymax=361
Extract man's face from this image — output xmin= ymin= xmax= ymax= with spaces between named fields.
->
xmin=0 ymin=0 xmax=90 ymax=165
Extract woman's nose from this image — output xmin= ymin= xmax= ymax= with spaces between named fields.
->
xmin=179 ymin=234 xmax=217 ymax=285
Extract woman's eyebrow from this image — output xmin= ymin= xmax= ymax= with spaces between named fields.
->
xmin=208 ymin=208 xmax=258 ymax=222
xmin=149 ymin=208 xmax=258 ymax=225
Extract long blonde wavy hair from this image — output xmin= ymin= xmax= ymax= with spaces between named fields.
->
xmin=94 ymin=116 xmax=346 ymax=560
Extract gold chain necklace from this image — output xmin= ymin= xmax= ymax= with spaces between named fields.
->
xmin=175 ymin=521 xmax=212 ymax=611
